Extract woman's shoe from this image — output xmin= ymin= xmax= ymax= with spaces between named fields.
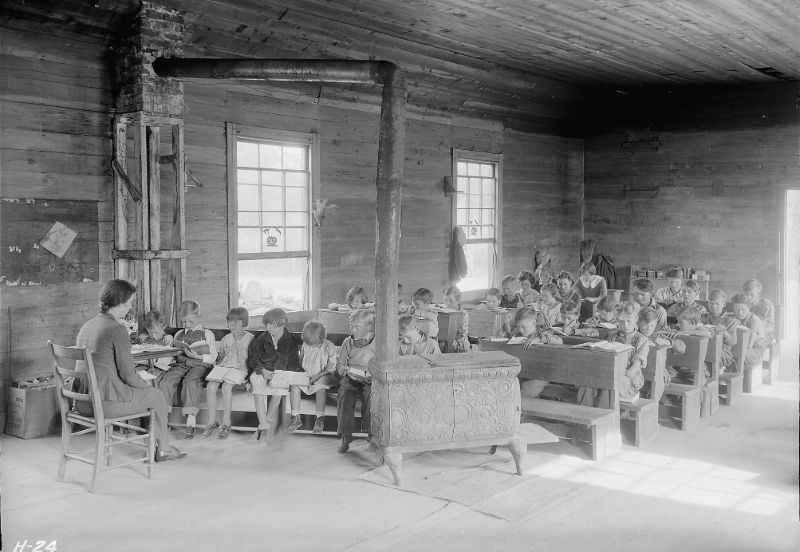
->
xmin=217 ymin=425 xmax=230 ymax=440
xmin=201 ymin=421 xmax=219 ymax=439
xmin=155 ymin=445 xmax=187 ymax=463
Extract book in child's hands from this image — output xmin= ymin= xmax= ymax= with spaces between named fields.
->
xmin=137 ymin=370 xmax=157 ymax=382
xmin=174 ymin=340 xmax=211 ymax=355
xmin=507 ymin=336 xmax=526 ymax=345
xmin=268 ymin=370 xmax=310 ymax=389
xmin=346 ymin=367 xmax=368 ymax=381
xmin=206 ymin=365 xmax=246 ymax=386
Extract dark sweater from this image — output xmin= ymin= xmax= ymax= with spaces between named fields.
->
xmin=246 ymin=328 xmax=302 ymax=377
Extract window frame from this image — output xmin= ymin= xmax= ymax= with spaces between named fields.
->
xmin=450 ymin=148 xmax=503 ymax=290
xmin=226 ymin=123 xmax=321 ymax=312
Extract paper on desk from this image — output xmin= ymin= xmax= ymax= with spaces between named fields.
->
xmin=571 ymin=341 xmax=632 ymax=353
xmin=137 ymin=370 xmax=157 ymax=381
xmin=131 ymin=343 xmax=174 ymax=354
xmin=507 ymin=336 xmax=526 ymax=345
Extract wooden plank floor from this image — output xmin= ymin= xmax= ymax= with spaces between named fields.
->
xmin=2 ymin=383 xmax=798 ymax=552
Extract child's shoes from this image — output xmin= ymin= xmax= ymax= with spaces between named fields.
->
xmin=201 ymin=421 xmax=219 ymax=439
xmin=184 ymin=425 xmax=196 ymax=439
xmin=217 ymin=425 xmax=230 ymax=440
xmin=288 ymin=415 xmax=302 ymax=433
xmin=312 ymin=416 xmax=325 ymax=433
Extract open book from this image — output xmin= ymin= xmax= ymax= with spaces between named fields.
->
xmin=131 ymin=343 xmax=175 ymax=354
xmin=205 ymin=365 xmax=246 ymax=386
xmin=346 ymin=367 xmax=369 ymax=381
xmin=269 ymin=370 xmax=310 ymax=388
xmin=174 ymin=340 xmax=211 ymax=355
xmin=506 ymin=336 xmax=526 ymax=345
xmin=570 ymin=341 xmax=632 ymax=353
xmin=137 ymin=370 xmax=157 ymax=382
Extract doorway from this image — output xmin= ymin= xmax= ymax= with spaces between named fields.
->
xmin=780 ymin=189 xmax=800 ymax=381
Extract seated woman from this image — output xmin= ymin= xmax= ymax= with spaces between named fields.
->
xmin=75 ymin=279 xmax=185 ymax=462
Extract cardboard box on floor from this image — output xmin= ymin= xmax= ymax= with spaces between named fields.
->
xmin=5 ymin=376 xmax=60 ymax=439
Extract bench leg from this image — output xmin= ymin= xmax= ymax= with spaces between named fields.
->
xmin=743 ymin=363 xmax=763 ymax=393
xmin=681 ymin=390 xmax=702 ymax=431
xmin=489 ymin=445 xmax=498 ymax=455
xmin=384 ymin=453 xmax=403 ymax=486
xmin=727 ymin=374 xmax=743 ymax=405
xmin=639 ymin=403 xmax=659 ymax=445
xmin=765 ymin=346 xmax=779 ymax=385
xmin=707 ymin=379 xmax=720 ymax=415
xmin=508 ymin=437 xmax=526 ymax=476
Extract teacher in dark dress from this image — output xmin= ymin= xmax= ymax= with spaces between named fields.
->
xmin=75 ymin=279 xmax=186 ymax=462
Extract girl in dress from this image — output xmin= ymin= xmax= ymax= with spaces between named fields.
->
xmin=294 ymin=320 xmax=339 ymax=433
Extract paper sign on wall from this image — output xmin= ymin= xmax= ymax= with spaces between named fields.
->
xmin=40 ymin=221 xmax=77 ymax=258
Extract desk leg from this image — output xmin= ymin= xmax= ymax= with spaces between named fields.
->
xmin=509 ymin=436 xmax=526 ymax=476
xmin=384 ymin=452 xmax=403 ymax=486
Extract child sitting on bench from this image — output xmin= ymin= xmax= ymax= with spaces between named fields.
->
xmin=731 ymin=294 xmax=768 ymax=370
xmin=202 ymin=307 xmax=253 ymax=440
xmin=667 ymin=279 xmax=707 ymax=318
xmin=247 ymin=308 xmax=303 ymax=441
xmin=399 ymin=315 xmax=441 ymax=357
xmin=537 ymin=283 xmax=562 ymax=329
xmin=666 ymin=305 xmax=712 ymax=385
xmin=516 ymin=307 xmax=562 ymax=399
xmin=582 ymin=295 xmax=618 ymax=328
xmin=654 ymin=267 xmax=684 ymax=308
xmin=516 ymin=270 xmax=540 ymax=307
xmin=406 ymin=288 xmax=439 ymax=340
xmin=443 ymin=286 xmax=470 ymax=353
xmin=554 ymin=301 xmax=580 ymax=336
xmin=702 ymin=289 xmax=739 ymax=372
xmin=336 ymin=309 xmax=376 ymax=453
xmin=578 ymin=302 xmax=648 ymax=408
xmin=499 ymin=275 xmax=518 ymax=308
xmin=296 ymin=320 xmax=339 ymax=434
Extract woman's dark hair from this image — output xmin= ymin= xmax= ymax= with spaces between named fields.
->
xmin=100 ymin=279 xmax=136 ymax=313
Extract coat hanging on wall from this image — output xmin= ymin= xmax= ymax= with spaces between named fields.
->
xmin=449 ymin=226 xmax=468 ymax=283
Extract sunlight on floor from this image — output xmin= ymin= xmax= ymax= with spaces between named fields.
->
xmin=525 ymin=449 xmax=796 ymax=519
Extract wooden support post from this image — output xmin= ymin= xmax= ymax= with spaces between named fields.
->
xmin=174 ymin=122 xmax=186 ymax=323
xmin=373 ymin=64 xmax=406 ymax=363
xmin=147 ymin=126 xmax=161 ymax=314
xmin=113 ymin=116 xmax=131 ymax=281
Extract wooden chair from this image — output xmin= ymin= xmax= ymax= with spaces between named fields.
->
xmin=49 ymin=341 xmax=155 ymax=493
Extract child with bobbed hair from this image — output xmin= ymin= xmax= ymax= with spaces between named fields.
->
xmin=295 ymin=320 xmax=339 ymax=433
xmin=499 ymin=275 xmax=518 ymax=308
xmin=538 ymin=283 xmax=562 ymax=328
xmin=345 ymin=286 xmax=370 ymax=310
xmin=555 ymin=271 xmax=581 ymax=306
xmin=667 ymin=279 xmax=707 ymax=318
xmin=202 ymin=307 xmax=253 ymax=440
xmin=407 ymin=287 xmax=439 ymax=339
xmin=515 ymin=307 xmax=562 ymax=399
xmin=398 ymin=315 xmax=441 ymax=357
xmin=246 ymin=307 xmax=303 ymax=440
xmin=654 ymin=267 xmax=684 ymax=307
xmin=516 ymin=270 xmax=540 ymax=307
xmin=443 ymin=285 xmax=470 ymax=353
xmin=731 ymin=293 xmax=768 ymax=370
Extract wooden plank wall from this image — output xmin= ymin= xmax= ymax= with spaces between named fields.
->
xmin=583 ymin=83 xmax=800 ymax=298
xmin=183 ymin=80 xmax=583 ymax=314
xmin=0 ymin=21 xmax=583 ymax=428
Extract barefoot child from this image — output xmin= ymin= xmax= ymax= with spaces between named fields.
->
xmin=202 ymin=307 xmax=253 ymax=439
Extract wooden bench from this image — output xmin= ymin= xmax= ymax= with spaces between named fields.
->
xmin=480 ymin=339 xmax=626 ymax=460
xmin=661 ymin=335 xmax=708 ymax=431
xmin=719 ymin=326 xmax=749 ymax=401
xmin=562 ymin=335 xmax=663 ymax=446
